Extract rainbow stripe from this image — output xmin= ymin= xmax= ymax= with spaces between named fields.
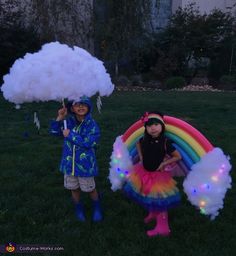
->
xmin=122 ymin=115 xmax=214 ymax=171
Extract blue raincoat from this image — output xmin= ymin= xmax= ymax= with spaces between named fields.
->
xmin=50 ymin=97 xmax=100 ymax=177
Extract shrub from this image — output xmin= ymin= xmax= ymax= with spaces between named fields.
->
xmin=220 ymin=75 xmax=236 ymax=84
xmin=165 ymin=76 xmax=186 ymax=89
xmin=219 ymin=75 xmax=236 ymax=90
xmin=113 ymin=75 xmax=131 ymax=87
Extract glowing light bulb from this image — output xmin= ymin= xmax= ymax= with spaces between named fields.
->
xmin=199 ymin=200 xmax=206 ymax=207
xmin=203 ymin=184 xmax=210 ymax=189
xmin=211 ymin=175 xmax=219 ymax=182
xmin=218 ymin=168 xmax=224 ymax=174
xmin=200 ymin=207 xmax=206 ymax=215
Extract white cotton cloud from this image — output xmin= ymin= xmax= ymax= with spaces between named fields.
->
xmin=1 ymin=42 xmax=114 ymax=104
xmin=183 ymin=148 xmax=232 ymax=220
xmin=109 ymin=136 xmax=133 ymax=191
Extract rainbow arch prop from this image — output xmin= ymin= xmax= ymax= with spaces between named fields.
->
xmin=122 ymin=115 xmax=214 ymax=171
xmin=109 ymin=114 xmax=232 ymax=220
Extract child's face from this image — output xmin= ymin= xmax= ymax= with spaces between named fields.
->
xmin=72 ymin=103 xmax=89 ymax=117
xmin=146 ymin=123 xmax=163 ymax=137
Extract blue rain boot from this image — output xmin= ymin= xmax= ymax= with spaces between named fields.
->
xmin=92 ymin=200 xmax=103 ymax=222
xmin=75 ymin=202 xmax=86 ymax=222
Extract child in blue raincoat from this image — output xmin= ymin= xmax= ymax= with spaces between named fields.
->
xmin=50 ymin=96 xmax=102 ymax=222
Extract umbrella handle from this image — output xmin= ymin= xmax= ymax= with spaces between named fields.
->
xmin=63 ymin=120 xmax=67 ymax=130
xmin=62 ymin=98 xmax=65 ymax=108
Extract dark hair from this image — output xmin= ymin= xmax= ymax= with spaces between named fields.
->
xmin=144 ymin=118 xmax=162 ymax=127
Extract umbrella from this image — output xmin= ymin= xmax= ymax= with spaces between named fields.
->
xmin=1 ymin=41 xmax=114 ymax=107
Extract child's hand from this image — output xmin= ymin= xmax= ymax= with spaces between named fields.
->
xmin=56 ymin=107 xmax=67 ymax=121
xmin=157 ymin=162 xmax=165 ymax=171
xmin=139 ymin=157 xmax=143 ymax=163
xmin=63 ymin=129 xmax=70 ymax=137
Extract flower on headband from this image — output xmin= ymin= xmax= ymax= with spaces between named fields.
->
xmin=141 ymin=112 xmax=149 ymax=123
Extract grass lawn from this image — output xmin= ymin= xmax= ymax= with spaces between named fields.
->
xmin=0 ymin=91 xmax=235 ymax=256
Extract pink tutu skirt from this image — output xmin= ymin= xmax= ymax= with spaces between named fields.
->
xmin=123 ymin=163 xmax=181 ymax=211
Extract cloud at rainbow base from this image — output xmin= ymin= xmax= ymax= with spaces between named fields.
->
xmin=183 ymin=148 xmax=232 ymax=220
xmin=1 ymin=42 xmax=114 ymax=105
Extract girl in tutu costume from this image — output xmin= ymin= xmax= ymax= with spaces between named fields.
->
xmin=123 ymin=112 xmax=182 ymax=237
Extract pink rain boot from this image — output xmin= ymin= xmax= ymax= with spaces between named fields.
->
xmin=144 ymin=211 xmax=156 ymax=224
xmin=147 ymin=211 xmax=170 ymax=237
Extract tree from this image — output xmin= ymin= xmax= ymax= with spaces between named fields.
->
xmin=151 ymin=4 xmax=236 ymax=81
xmin=0 ymin=2 xmax=41 ymax=84
xmin=94 ymin=0 xmax=152 ymax=75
